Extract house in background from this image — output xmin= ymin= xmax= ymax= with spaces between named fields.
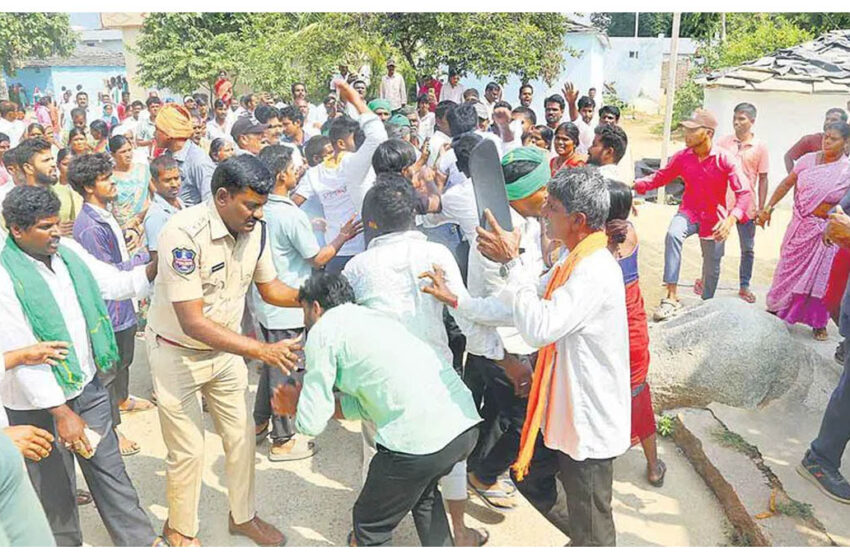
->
xmin=2 ymin=45 xmax=125 ymax=106
xmin=699 ymin=29 xmax=850 ymax=189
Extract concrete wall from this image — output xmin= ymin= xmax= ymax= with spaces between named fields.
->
xmin=50 ymin=66 xmax=127 ymax=101
xmin=704 ymin=87 xmax=850 ymax=201
xmin=604 ymin=38 xmax=663 ymax=105
xmin=462 ymin=32 xmax=606 ymax=125
xmin=2 ymin=68 xmax=52 ymax=103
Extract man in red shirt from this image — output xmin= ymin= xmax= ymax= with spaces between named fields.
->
xmin=784 ymin=108 xmax=847 ymax=172
xmin=715 ymin=102 xmax=770 ymax=305
xmin=634 ymin=108 xmax=751 ymax=321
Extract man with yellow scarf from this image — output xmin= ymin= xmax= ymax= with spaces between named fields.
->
xmin=424 ymin=166 xmax=630 ymax=546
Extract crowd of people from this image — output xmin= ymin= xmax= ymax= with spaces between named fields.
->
xmin=0 ymin=59 xmax=848 ymax=548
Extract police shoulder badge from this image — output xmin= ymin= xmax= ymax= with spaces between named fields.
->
xmin=172 ymin=247 xmax=196 ymax=275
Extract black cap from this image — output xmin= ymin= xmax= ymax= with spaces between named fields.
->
xmin=231 ymin=117 xmax=268 ymax=141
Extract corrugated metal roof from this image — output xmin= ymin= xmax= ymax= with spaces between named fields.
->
xmin=701 ymin=29 xmax=850 ymax=94
xmin=20 ymin=44 xmax=125 ymax=69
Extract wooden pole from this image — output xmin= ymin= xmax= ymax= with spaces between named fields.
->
xmin=660 ymin=12 xmax=682 ymax=203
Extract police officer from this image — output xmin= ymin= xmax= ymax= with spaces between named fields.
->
xmin=146 ymin=155 xmax=301 ymax=547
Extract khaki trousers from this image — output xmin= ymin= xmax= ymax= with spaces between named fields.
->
xmin=147 ymin=328 xmax=256 ymax=537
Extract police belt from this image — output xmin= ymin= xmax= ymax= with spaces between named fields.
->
xmin=156 ymin=335 xmax=213 ymax=352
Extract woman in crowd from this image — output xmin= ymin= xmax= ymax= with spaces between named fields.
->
xmin=0 ymin=133 xmax=10 ymax=187
xmin=109 ymin=134 xmax=151 ymax=257
xmin=51 ymin=148 xmax=83 ymax=235
xmin=209 ymin=137 xmax=234 ymax=163
xmin=758 ymin=121 xmax=850 ymax=340
xmin=522 ymin=124 xmax=553 ymax=151
xmin=606 ymin=180 xmax=665 ymax=486
xmin=90 ymin=120 xmax=109 ymax=153
xmin=67 ymin=127 xmax=91 ymax=157
xmin=549 ymin=122 xmax=586 ymax=175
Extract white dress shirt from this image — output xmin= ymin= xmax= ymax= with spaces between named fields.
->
xmin=207 ymin=118 xmax=230 ymax=141
xmin=417 ymin=112 xmax=436 ymax=142
xmin=419 ymin=176 xmax=479 ymax=242
xmin=493 ymin=248 xmax=631 ymax=461
xmin=342 ymin=230 xmax=507 ymax=364
xmin=464 ymin=208 xmax=543 ymax=357
xmin=439 ymin=83 xmax=465 ymax=104
xmin=573 ymin=117 xmax=595 ymax=155
xmin=380 ymin=74 xmax=407 ymax=110
xmin=0 ymin=238 xmax=150 ymax=411
xmin=0 ymin=119 xmax=26 ymax=148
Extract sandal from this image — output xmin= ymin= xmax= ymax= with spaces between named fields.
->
xmin=467 ymin=474 xmax=517 ymax=510
xmin=269 ymin=437 xmax=317 ymax=462
xmin=76 ymin=489 xmax=93 ymax=506
xmin=118 ymin=432 xmax=141 ymax=457
xmin=119 ymin=396 xmax=154 ymax=413
xmin=652 ymin=298 xmax=683 ymax=322
xmin=814 ymin=328 xmax=829 ymax=341
xmin=255 ymin=421 xmax=270 ymax=444
xmin=693 ymin=278 xmax=704 ymax=296
xmin=648 ymin=459 xmax=667 ymax=488
xmin=738 ymin=289 xmax=757 ymax=304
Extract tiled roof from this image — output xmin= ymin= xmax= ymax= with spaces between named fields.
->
xmin=698 ymin=29 xmax=850 ymax=94
xmin=21 ymin=44 xmax=125 ymax=69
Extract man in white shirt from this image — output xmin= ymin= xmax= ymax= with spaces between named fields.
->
xmin=207 ymin=99 xmax=232 ymax=141
xmin=564 ymin=83 xmax=596 ymax=154
xmin=291 ymin=80 xmax=387 ymax=273
xmin=450 ymin=167 xmax=630 ymax=546
xmin=439 ymin=70 xmax=465 ymax=104
xmin=587 ymin=123 xmax=630 ymax=185
xmin=0 ymin=102 xmax=26 ymax=148
xmin=416 ymin=94 xmax=436 ymax=142
xmin=482 ymin=82 xmax=502 ymax=120
xmin=519 ymin=83 xmax=534 ymax=109
xmin=0 ymin=186 xmax=160 ymax=546
xmin=379 ymin=59 xmax=407 ymax=111
xmin=598 ymin=106 xmax=635 ymax=184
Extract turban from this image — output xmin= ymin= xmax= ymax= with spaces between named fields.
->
xmin=368 ymin=99 xmax=392 ymax=113
xmin=502 ymin=146 xmax=550 ymax=201
xmin=387 ymin=114 xmax=410 ymax=127
xmin=155 ymin=103 xmax=193 ymax=140
xmin=215 ymin=79 xmax=233 ymax=103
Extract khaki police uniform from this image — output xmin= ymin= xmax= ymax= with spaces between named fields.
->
xmin=146 ymin=200 xmax=276 ymax=537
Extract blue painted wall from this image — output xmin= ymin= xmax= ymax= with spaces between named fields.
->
xmin=3 ymin=65 xmax=126 ymax=105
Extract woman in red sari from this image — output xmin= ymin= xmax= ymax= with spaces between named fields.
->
xmin=606 ymin=180 xmax=666 ymax=486
xmin=549 ymin=122 xmax=586 ymax=175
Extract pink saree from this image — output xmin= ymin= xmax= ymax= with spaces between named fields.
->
xmin=766 ymin=152 xmax=850 ymax=329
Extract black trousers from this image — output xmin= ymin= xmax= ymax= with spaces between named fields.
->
xmin=5 ymin=376 xmax=157 ymax=546
xmin=99 ymin=324 xmax=137 ymax=428
xmin=253 ymin=325 xmax=305 ymax=442
xmin=510 ymin=433 xmax=617 ymax=546
xmin=464 ymin=354 xmax=529 ymax=485
xmin=353 ymin=426 xmax=479 ymax=547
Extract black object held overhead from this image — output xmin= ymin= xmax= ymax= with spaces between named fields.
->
xmin=470 ymin=139 xmax=513 ymax=233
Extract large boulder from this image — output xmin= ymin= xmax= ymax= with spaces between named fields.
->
xmin=647 ymin=297 xmax=838 ymax=410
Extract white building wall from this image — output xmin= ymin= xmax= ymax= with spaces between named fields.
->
xmin=604 ymin=38 xmax=663 ymax=106
xmin=704 ymin=87 xmax=850 ymax=203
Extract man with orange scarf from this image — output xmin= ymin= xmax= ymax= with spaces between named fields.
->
xmin=427 ymin=167 xmax=630 ymax=545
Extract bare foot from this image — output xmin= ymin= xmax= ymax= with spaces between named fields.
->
xmin=454 ymin=526 xmax=489 ymax=547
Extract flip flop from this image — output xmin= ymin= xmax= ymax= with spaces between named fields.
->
xmin=119 ymin=396 xmax=154 ymax=413
xmin=693 ymin=278 xmax=704 ymax=296
xmin=648 ymin=459 xmax=667 ymax=488
xmin=76 ymin=489 xmax=93 ymax=506
xmin=652 ymin=298 xmax=683 ymax=322
xmin=269 ymin=438 xmax=317 ymax=462
xmin=118 ymin=433 xmax=141 ymax=457
xmin=467 ymin=474 xmax=517 ymax=510
xmin=738 ymin=289 xmax=757 ymax=304
xmin=255 ymin=422 xmax=270 ymax=444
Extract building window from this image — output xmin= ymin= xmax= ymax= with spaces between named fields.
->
xmin=629 ymin=51 xmax=639 ymax=59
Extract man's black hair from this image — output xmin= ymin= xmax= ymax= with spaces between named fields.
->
xmin=146 ymin=96 xmax=162 ymax=108
xmin=494 ymin=100 xmax=512 ymax=111
xmin=0 ymin=132 xmax=9 ymax=144
xmin=2 ymin=146 xmax=18 ymax=169
xmin=434 ymin=100 xmax=456 ymax=121
xmin=211 ymin=153 xmax=274 ymax=197
xmin=372 ymin=139 xmax=417 ymax=174
xmin=213 ymin=99 xmax=227 ymax=110
xmin=150 ymin=154 xmax=179 ymax=182
xmin=512 ymin=106 xmax=536 ymax=125
xmin=280 ymin=105 xmax=304 ymax=126
xmin=599 ymin=105 xmax=621 ymax=121
xmin=68 ymin=153 xmax=113 ymax=196
xmin=463 ymin=88 xmax=480 ymax=100
xmin=0 ymin=101 xmax=17 ymax=118
xmin=258 ymin=144 xmax=295 ymax=178
xmin=447 ymin=102 xmax=478 ymax=138
xmin=578 ymin=95 xmax=595 ymax=110
xmin=298 ymin=271 xmax=355 ymax=310
xmin=733 ymin=102 xmax=757 ymax=121
xmin=255 ymin=104 xmax=280 ymax=125
xmin=451 ymin=132 xmax=484 ymax=178
xmin=305 ymin=135 xmax=332 ymax=166
xmin=593 ymin=123 xmax=628 ymax=163
xmin=15 ymin=138 xmax=52 ymax=168
xmin=70 ymin=107 xmax=86 ymax=121
xmin=290 ymin=82 xmax=306 ymax=96
xmin=2 ymin=185 xmax=61 ymax=230
xmin=131 ymin=100 xmax=144 ymax=109
xmin=519 ymin=83 xmax=534 ymax=94
xmin=367 ymin=172 xmax=417 ymax=234
xmin=544 ymin=94 xmax=566 ymax=111
xmin=485 ymin=82 xmax=501 ymax=93
xmin=826 ymin=107 xmax=848 ymax=122
xmin=328 ymin=115 xmax=360 ymax=146
xmin=416 ymin=93 xmax=430 ymax=105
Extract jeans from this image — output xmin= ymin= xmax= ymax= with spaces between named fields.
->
xmin=253 ymin=326 xmax=305 ymax=443
xmin=810 ymin=356 xmax=850 ymax=472
xmin=737 ymin=220 xmax=757 ymax=289
xmin=663 ymin=212 xmax=726 ymax=300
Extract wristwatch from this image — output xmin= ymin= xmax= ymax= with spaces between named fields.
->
xmin=499 ymin=258 xmax=521 ymax=279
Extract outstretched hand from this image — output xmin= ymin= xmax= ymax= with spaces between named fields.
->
xmin=419 ymin=264 xmax=459 ymax=308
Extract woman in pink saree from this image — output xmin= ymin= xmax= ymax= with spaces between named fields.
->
xmin=757 ymin=122 xmax=850 ymax=339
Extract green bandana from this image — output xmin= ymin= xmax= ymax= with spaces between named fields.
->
xmin=0 ymin=237 xmax=119 ymax=397
xmin=502 ymin=146 xmax=550 ymax=201
xmin=368 ymin=99 xmax=392 ymax=113
xmin=387 ymin=114 xmax=410 ymax=127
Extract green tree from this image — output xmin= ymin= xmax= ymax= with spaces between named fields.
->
xmin=135 ymin=12 xmax=262 ymax=97
xmin=0 ymin=13 xmax=77 ymax=101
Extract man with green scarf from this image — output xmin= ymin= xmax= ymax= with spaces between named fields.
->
xmin=0 ymin=186 xmax=160 ymax=546
xmin=367 ymin=98 xmax=392 ymax=122
xmin=427 ymin=145 xmax=550 ymax=510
